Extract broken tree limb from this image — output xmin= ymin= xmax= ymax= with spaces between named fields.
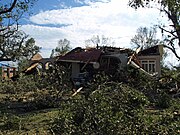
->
xmin=129 ymin=61 xmax=154 ymax=77
xmin=127 ymin=46 xmax=142 ymax=65
xmin=81 ymin=57 xmax=92 ymax=70
xmin=72 ymin=87 xmax=83 ymax=97
xmin=25 ymin=63 xmax=38 ymax=72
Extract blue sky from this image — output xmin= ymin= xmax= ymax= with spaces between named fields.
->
xmin=14 ymin=0 xmax=178 ymax=65
xmin=30 ymin=0 xmax=82 ymax=14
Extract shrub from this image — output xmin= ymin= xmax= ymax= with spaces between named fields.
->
xmin=0 ymin=75 xmax=39 ymax=94
xmin=0 ymin=113 xmax=22 ymax=131
xmin=157 ymin=92 xmax=171 ymax=108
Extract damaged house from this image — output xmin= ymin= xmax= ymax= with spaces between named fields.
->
xmin=56 ymin=45 xmax=163 ymax=85
xmin=57 ymin=47 xmax=129 ymax=80
xmin=25 ymin=45 xmax=163 ymax=86
xmin=0 ymin=62 xmax=17 ymax=80
xmin=24 ymin=53 xmax=55 ymax=75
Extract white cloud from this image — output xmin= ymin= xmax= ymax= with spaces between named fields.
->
xmin=22 ymin=0 xmax=164 ymax=58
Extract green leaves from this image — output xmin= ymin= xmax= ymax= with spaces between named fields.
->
xmin=0 ymin=0 xmax=38 ymax=60
xmin=0 ymin=31 xmax=40 ymax=60
xmin=0 ymin=16 xmax=2 ymax=22
xmin=50 ymin=82 xmax=149 ymax=134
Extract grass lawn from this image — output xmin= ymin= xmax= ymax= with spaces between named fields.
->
xmin=0 ymin=90 xmax=60 ymax=135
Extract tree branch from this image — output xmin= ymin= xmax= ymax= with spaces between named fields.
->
xmin=163 ymin=8 xmax=180 ymax=41
xmin=159 ymin=25 xmax=178 ymax=38
xmin=0 ymin=0 xmax=18 ymax=15
xmin=164 ymin=41 xmax=180 ymax=60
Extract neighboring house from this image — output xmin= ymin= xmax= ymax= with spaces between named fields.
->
xmin=29 ymin=53 xmax=55 ymax=70
xmin=0 ymin=62 xmax=17 ymax=80
xmin=24 ymin=53 xmax=55 ymax=75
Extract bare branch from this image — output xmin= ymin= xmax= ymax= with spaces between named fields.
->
xmin=164 ymin=41 xmax=180 ymax=60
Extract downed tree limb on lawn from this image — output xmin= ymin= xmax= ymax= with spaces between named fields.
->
xmin=72 ymin=87 xmax=83 ymax=97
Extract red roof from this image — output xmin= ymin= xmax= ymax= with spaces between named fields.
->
xmin=58 ymin=48 xmax=102 ymax=63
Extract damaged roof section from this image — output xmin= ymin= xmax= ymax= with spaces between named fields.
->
xmin=23 ymin=53 xmax=55 ymax=75
xmin=58 ymin=47 xmax=102 ymax=63
xmin=129 ymin=45 xmax=163 ymax=77
xmin=138 ymin=45 xmax=163 ymax=56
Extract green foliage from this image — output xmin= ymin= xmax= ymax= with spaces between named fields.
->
xmin=17 ymin=38 xmax=41 ymax=72
xmin=0 ymin=76 xmax=62 ymax=114
xmin=0 ymin=62 xmax=180 ymax=134
xmin=25 ymin=89 xmax=60 ymax=110
xmin=0 ymin=0 xmax=38 ymax=60
xmin=0 ymin=75 xmax=39 ymax=94
xmin=49 ymin=77 xmax=180 ymax=134
xmin=125 ymin=67 xmax=159 ymax=102
xmin=0 ymin=113 xmax=22 ymax=131
xmin=1 ymin=32 xmax=41 ymax=60
xmin=157 ymin=92 xmax=171 ymax=108
xmin=20 ymin=38 xmax=41 ymax=59
xmin=50 ymin=82 xmax=149 ymax=134
xmin=18 ymin=58 xmax=30 ymax=73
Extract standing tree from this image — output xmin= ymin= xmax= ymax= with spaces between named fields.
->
xmin=131 ymin=26 xmax=162 ymax=49
xmin=50 ymin=39 xmax=71 ymax=57
xmin=1 ymin=31 xmax=40 ymax=60
xmin=129 ymin=0 xmax=180 ymax=60
xmin=17 ymin=37 xmax=41 ymax=72
xmin=85 ymin=35 xmax=115 ymax=48
xmin=0 ymin=0 xmax=37 ymax=60
xmin=19 ymin=36 xmax=41 ymax=60
xmin=0 ymin=0 xmax=36 ymax=31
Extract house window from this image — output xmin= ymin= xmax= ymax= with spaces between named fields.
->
xmin=141 ymin=60 xmax=156 ymax=73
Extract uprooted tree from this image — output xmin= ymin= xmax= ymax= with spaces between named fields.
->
xmin=0 ymin=0 xmax=37 ymax=60
xmin=129 ymin=0 xmax=180 ymax=60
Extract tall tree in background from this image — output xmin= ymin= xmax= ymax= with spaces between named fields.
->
xmin=85 ymin=35 xmax=115 ymax=48
xmin=131 ymin=26 xmax=162 ymax=49
xmin=129 ymin=0 xmax=180 ymax=60
xmin=0 ymin=0 xmax=37 ymax=60
xmin=51 ymin=39 xmax=71 ymax=57
xmin=19 ymin=36 xmax=41 ymax=60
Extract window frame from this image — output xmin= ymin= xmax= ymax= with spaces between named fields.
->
xmin=140 ymin=60 xmax=156 ymax=73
